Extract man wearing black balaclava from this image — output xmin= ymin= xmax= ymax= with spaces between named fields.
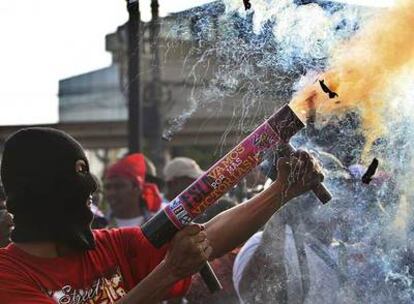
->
xmin=1 ymin=128 xmax=98 ymax=252
xmin=0 ymin=127 xmax=323 ymax=303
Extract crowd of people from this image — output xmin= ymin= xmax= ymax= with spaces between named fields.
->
xmin=0 ymin=127 xmax=326 ymax=303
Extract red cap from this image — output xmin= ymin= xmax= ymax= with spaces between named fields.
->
xmin=105 ymin=153 xmax=162 ymax=212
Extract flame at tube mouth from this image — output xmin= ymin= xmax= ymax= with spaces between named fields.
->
xmin=289 ymin=0 xmax=414 ymax=157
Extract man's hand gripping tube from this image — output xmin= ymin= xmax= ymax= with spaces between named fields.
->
xmin=262 ymin=143 xmax=332 ymax=203
xmin=141 ymin=104 xmax=332 ymax=293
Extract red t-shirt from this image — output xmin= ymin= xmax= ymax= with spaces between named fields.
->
xmin=0 ymin=227 xmax=191 ymax=304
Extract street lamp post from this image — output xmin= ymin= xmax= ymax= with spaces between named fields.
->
xmin=126 ymin=0 xmax=142 ymax=153
xmin=148 ymin=0 xmax=165 ymax=173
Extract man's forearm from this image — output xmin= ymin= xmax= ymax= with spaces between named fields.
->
xmin=205 ymin=181 xmax=286 ymax=259
xmin=117 ymin=260 xmax=178 ymax=304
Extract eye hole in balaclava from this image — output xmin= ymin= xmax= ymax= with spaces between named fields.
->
xmin=75 ymin=160 xmax=88 ymax=174
xmin=0 ymin=127 xmax=98 ymax=251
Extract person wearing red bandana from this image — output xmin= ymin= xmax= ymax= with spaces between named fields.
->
xmin=104 ymin=154 xmax=162 ymax=228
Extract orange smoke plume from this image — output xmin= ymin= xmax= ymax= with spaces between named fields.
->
xmin=290 ymin=0 xmax=414 ymax=152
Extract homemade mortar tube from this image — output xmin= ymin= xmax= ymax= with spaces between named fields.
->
xmin=142 ymin=104 xmax=332 ymax=291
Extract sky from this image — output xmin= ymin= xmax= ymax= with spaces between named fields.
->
xmin=0 ymin=0 xmax=213 ymax=126
xmin=0 ymin=0 xmax=393 ymax=126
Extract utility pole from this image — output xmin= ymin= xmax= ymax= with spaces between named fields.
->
xmin=148 ymin=0 xmax=165 ymax=173
xmin=126 ymin=0 xmax=142 ymax=153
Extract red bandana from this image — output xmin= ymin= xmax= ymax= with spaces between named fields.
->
xmin=105 ymin=154 xmax=162 ymax=212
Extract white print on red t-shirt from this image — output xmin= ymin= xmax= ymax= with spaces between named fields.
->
xmin=46 ymin=267 xmax=127 ymax=304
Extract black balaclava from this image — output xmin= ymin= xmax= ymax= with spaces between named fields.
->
xmin=0 ymin=128 xmax=98 ymax=251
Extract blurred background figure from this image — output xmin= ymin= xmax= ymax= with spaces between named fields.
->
xmin=164 ymin=157 xmax=204 ymax=201
xmin=103 ymin=153 xmax=162 ymax=227
xmin=0 ymin=184 xmax=13 ymax=247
